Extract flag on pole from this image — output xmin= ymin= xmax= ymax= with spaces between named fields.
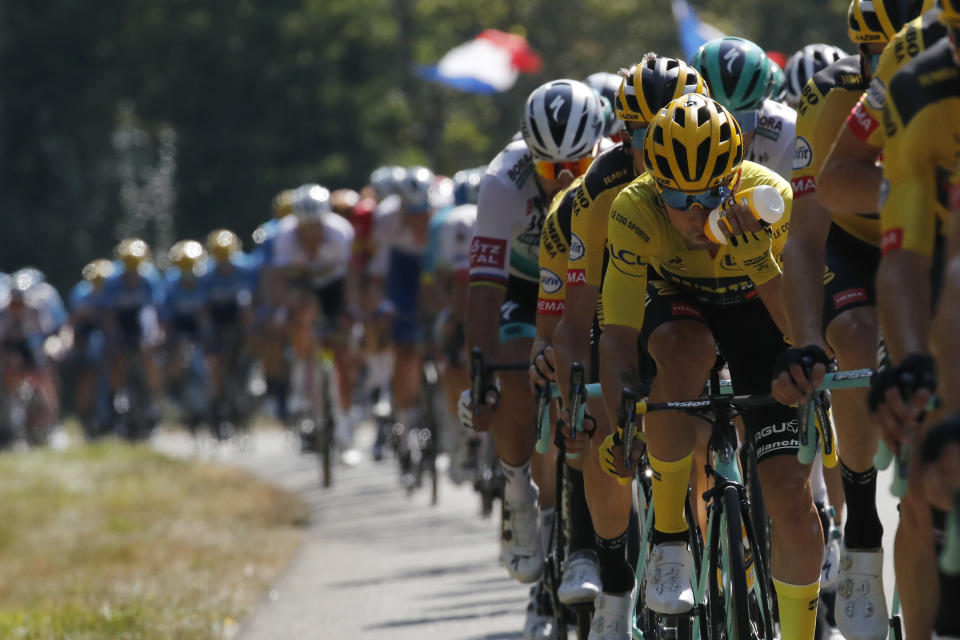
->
xmin=417 ymin=29 xmax=543 ymax=94
xmin=671 ymin=0 xmax=726 ymax=61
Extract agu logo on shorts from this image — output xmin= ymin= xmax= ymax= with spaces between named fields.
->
xmin=539 ymin=268 xmax=563 ymax=294
xmin=793 ymin=136 xmax=813 ymax=171
xmin=470 ymin=236 xmax=507 ymax=269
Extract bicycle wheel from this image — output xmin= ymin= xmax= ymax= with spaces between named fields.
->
xmin=721 ymin=486 xmax=751 ymax=640
xmin=318 ymin=360 xmax=334 ymax=489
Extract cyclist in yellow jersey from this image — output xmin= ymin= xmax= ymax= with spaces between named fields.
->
xmin=528 ymin=176 xmax=608 ymax=612
xmin=772 ymin=4 xmax=931 ymax=637
xmin=820 ymin=6 xmax=944 ymax=212
xmin=539 ymin=56 xmax=710 ymax=639
xmin=599 ymin=94 xmax=822 ymax=640
xmin=871 ymin=8 xmax=960 ymax=636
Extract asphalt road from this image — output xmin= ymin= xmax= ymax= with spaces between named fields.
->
xmin=153 ymin=425 xmax=532 ymax=640
xmin=153 ymin=424 xmax=903 ymax=640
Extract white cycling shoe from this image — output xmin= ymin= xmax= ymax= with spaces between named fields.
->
xmin=589 ymin=583 xmax=637 ymax=640
xmin=836 ymin=548 xmax=888 ymax=640
xmin=501 ymin=494 xmax=544 ymax=583
xmin=524 ymin=583 xmax=556 ymax=640
xmin=645 ymin=541 xmax=695 ymax=615
xmin=558 ymin=549 xmax=602 ymax=604
xmin=820 ymin=527 xmax=842 ymax=590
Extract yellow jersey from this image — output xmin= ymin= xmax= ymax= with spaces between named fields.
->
xmin=568 ymin=144 xmax=638 ymax=290
xmin=794 ymin=56 xmax=880 ymax=246
xmin=847 ymin=10 xmax=947 ymax=148
xmin=537 ymin=179 xmax=581 ymax=317
xmin=880 ymin=37 xmax=960 ymax=258
xmin=603 ymin=162 xmax=793 ymax=332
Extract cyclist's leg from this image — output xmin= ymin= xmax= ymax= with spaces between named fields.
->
xmin=640 ymin=282 xmax=716 ymax=615
xmin=583 ymin=323 xmax=640 ymax=608
xmin=717 ymin=300 xmax=823 ymax=640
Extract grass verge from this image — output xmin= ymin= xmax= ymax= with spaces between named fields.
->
xmin=0 ymin=441 xmax=308 ymax=639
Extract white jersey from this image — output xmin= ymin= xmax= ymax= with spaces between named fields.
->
xmin=368 ymin=193 xmax=431 ymax=278
xmin=470 ymin=140 xmax=547 ymax=286
xmin=429 ymin=204 xmax=476 ymax=275
xmin=268 ymin=213 xmax=354 ymax=289
xmin=746 ymin=99 xmax=797 ymax=181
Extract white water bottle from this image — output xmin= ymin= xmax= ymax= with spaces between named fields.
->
xmin=704 ymin=185 xmax=785 ymax=245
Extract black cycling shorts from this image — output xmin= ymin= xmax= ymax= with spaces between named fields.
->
xmin=639 ymin=274 xmax=798 ymax=463
xmin=314 ymin=278 xmax=345 ymax=328
xmin=498 ymin=276 xmax=538 ymax=343
xmin=822 ymin=223 xmax=880 ymax=334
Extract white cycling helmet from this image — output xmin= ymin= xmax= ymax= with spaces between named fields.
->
xmin=521 ymin=79 xmax=605 ymax=162
xmin=784 ymin=44 xmax=849 ymax=105
xmin=292 ymin=183 xmax=332 ymax=223
xmin=395 ymin=166 xmax=435 ymax=214
xmin=369 ymin=165 xmax=406 ymax=201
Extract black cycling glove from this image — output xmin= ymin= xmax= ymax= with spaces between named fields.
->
xmin=868 ymin=352 xmax=937 ymax=413
xmin=772 ymin=344 xmax=830 ymax=380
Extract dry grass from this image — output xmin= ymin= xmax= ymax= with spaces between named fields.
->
xmin=0 ymin=442 xmax=308 ymax=639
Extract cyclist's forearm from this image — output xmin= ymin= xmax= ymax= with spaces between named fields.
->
xmin=818 ymin=130 xmax=882 ymax=214
xmin=877 ymin=251 xmax=932 ymax=363
xmin=553 ymin=314 xmax=592 ymax=406
xmin=598 ymin=325 xmax=642 ymax=428
xmin=554 ymin=285 xmax=599 ymax=403
xmin=781 ymin=234 xmax=829 ymax=349
xmin=754 ymin=274 xmax=791 ymax=339
xmin=465 ymin=284 xmax=505 ymax=361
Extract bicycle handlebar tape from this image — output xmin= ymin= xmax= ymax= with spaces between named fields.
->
xmin=796 ymin=400 xmax=818 ymax=466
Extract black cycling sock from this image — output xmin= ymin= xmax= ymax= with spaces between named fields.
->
xmin=839 ymin=461 xmax=883 ymax=549
xmin=596 ymin=528 xmax=634 ymax=594
xmin=815 ymin=501 xmax=831 ymax=545
xmin=567 ymin=468 xmax=595 ymax=553
xmin=936 ymin=571 xmax=960 ymax=637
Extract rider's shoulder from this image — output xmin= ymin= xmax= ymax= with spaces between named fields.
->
xmin=581 ymin=143 xmax=634 ymax=199
xmin=484 ymin=139 xmax=534 ymax=192
xmin=811 ymin=55 xmax=866 ymax=94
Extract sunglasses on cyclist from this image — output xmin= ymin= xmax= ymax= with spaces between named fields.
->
xmin=658 ymin=184 xmax=732 ymax=211
xmin=534 ymin=155 xmax=595 ymax=181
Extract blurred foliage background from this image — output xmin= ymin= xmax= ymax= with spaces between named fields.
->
xmin=0 ymin=0 xmax=852 ymax=292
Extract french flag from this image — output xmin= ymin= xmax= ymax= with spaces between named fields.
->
xmin=418 ymin=29 xmax=543 ymax=94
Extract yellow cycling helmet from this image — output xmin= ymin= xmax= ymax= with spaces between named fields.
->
xmin=272 ymin=189 xmax=296 ymax=219
xmin=847 ymin=0 xmax=934 ymax=43
xmin=616 ymin=56 xmax=710 ymax=125
xmin=941 ymin=0 xmax=960 ymax=26
xmin=82 ymin=259 xmax=115 ymax=289
xmin=168 ymin=240 xmax=206 ymax=273
xmin=206 ymin=229 xmax=241 ymax=262
xmin=643 ymin=94 xmax=743 ymax=192
xmin=115 ymin=237 xmax=151 ymax=270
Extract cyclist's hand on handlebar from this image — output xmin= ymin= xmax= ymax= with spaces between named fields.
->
xmin=458 ymin=385 xmax=499 ymax=433
xmin=528 ymin=346 xmax=556 ymax=394
xmin=771 ymin=345 xmax=829 ymax=405
xmin=557 ymin=409 xmax=595 ymax=455
xmin=599 ymin=426 xmax=643 ymax=485
xmin=868 ymin=353 xmax=937 ymax=453
xmin=919 ymin=412 xmax=960 ymax=511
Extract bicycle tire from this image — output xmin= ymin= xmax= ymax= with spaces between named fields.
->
xmin=319 ymin=361 xmax=334 ymax=489
xmin=722 ymin=485 xmax=751 ymax=640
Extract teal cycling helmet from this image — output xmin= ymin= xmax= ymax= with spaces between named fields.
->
xmin=766 ymin=60 xmax=786 ymax=102
xmin=690 ymin=37 xmax=772 ymax=114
